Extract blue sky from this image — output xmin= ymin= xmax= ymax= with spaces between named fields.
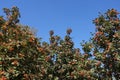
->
xmin=0 ymin=0 xmax=120 ymax=49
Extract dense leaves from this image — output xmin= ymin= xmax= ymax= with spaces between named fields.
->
xmin=92 ymin=9 xmax=120 ymax=79
xmin=0 ymin=7 xmax=120 ymax=80
xmin=0 ymin=7 xmax=45 ymax=80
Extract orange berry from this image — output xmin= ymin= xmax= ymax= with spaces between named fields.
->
xmin=79 ymin=71 xmax=84 ymax=77
xmin=87 ymin=75 xmax=91 ymax=79
xmin=18 ymin=53 xmax=24 ymax=58
xmin=11 ymin=60 xmax=19 ymax=66
xmin=0 ymin=61 xmax=2 ymax=65
xmin=96 ymin=61 xmax=101 ymax=66
xmin=9 ymin=47 xmax=14 ymax=51
xmin=0 ymin=76 xmax=7 ymax=80
xmin=37 ymin=47 xmax=44 ymax=53
xmin=0 ymin=32 xmax=3 ymax=36
xmin=45 ymin=56 xmax=51 ymax=62
xmin=0 ymin=71 xmax=5 ymax=75
xmin=2 ymin=25 xmax=7 ymax=30
xmin=23 ymin=74 xmax=29 ymax=79
xmin=29 ymin=37 xmax=35 ymax=42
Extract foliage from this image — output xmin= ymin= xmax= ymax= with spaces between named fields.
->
xmin=92 ymin=9 xmax=120 ymax=79
xmin=0 ymin=7 xmax=120 ymax=80
xmin=0 ymin=7 xmax=46 ymax=80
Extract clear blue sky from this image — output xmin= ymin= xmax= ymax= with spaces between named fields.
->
xmin=0 ymin=0 xmax=120 ymax=48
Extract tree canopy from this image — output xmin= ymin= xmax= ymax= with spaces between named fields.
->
xmin=0 ymin=7 xmax=120 ymax=80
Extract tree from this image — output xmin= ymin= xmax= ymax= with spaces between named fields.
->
xmin=0 ymin=7 xmax=48 ymax=80
xmin=92 ymin=9 xmax=120 ymax=79
xmin=40 ymin=29 xmax=96 ymax=80
xmin=0 ymin=7 xmax=95 ymax=80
